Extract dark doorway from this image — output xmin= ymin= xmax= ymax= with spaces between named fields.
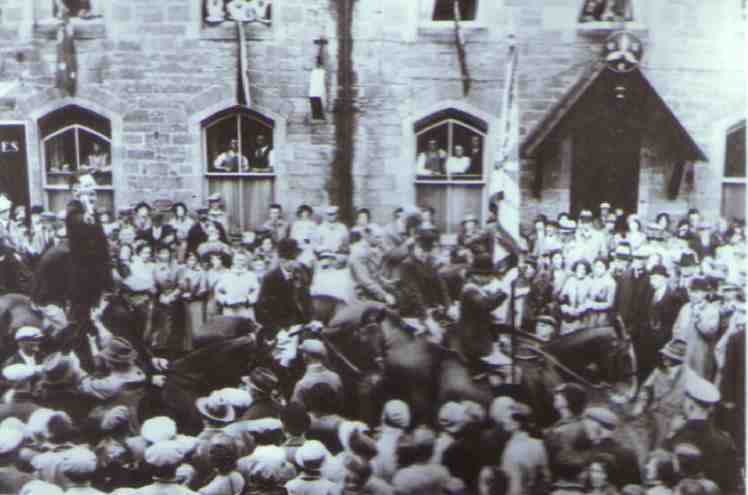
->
xmin=0 ymin=123 xmax=29 ymax=209
xmin=572 ymin=122 xmax=641 ymax=216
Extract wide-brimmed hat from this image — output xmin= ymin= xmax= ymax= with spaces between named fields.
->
xmin=649 ymin=264 xmax=670 ymax=279
xmin=100 ymin=337 xmax=138 ymax=364
xmin=133 ymin=201 xmax=151 ymax=213
xmin=196 ymin=395 xmax=236 ymax=423
xmin=659 ymin=338 xmax=687 ymax=362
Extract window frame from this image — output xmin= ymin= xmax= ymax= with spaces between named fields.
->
xmin=576 ymin=0 xmax=647 ymax=34
xmin=41 ymin=122 xmax=113 ymax=192
xmin=417 ymin=0 xmax=486 ymax=29
xmin=202 ymin=107 xmax=276 ymax=178
xmin=721 ymin=121 xmax=746 ymax=220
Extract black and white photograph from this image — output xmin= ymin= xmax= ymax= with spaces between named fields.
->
xmin=0 ymin=0 xmax=744 ymax=494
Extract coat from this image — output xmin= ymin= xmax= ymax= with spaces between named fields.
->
xmin=665 ymin=419 xmax=737 ymax=493
xmin=397 ymin=256 xmax=450 ymax=319
xmin=458 ymin=283 xmax=507 ymax=361
xmin=349 ymin=243 xmax=392 ymax=303
xmin=501 ymin=431 xmax=551 ymax=495
xmin=66 ymin=200 xmax=113 ymax=309
xmin=672 ymin=302 xmax=721 ymax=381
xmin=255 ymin=266 xmax=313 ymax=338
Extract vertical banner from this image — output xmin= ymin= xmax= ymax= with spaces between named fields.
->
xmin=491 ymin=41 xmax=521 ymax=263
xmin=236 ymin=21 xmax=251 ymax=107
xmin=0 ymin=123 xmax=29 ymax=208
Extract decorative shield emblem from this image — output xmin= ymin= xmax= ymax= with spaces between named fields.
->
xmin=603 ymin=31 xmax=643 ymax=73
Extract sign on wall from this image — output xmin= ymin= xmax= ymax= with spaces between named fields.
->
xmin=0 ymin=123 xmax=30 ymax=209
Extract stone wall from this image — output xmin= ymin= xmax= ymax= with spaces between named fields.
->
xmin=0 ymin=0 xmax=743 ymax=231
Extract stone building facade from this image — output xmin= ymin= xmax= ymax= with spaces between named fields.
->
xmin=0 ymin=0 xmax=743 ymax=236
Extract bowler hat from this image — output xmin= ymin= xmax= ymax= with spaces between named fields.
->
xmin=247 ymin=367 xmax=279 ymax=394
xmin=277 ymin=238 xmax=301 ymax=260
xmin=468 ymin=254 xmax=495 ymax=276
xmin=659 ymin=338 xmax=687 ymax=362
xmin=100 ymin=337 xmax=138 ymax=364
xmin=650 ymin=264 xmax=669 ymax=279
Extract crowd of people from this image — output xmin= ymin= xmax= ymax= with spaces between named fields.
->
xmin=0 ymin=169 xmax=744 ymax=494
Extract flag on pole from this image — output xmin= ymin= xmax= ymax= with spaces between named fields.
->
xmin=56 ymin=19 xmax=77 ymax=97
xmin=491 ymin=40 xmax=522 ymax=261
xmin=236 ymin=21 xmax=251 ymax=106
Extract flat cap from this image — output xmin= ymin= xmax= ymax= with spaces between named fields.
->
xmin=16 ymin=325 xmax=44 ymax=342
xmin=685 ymin=373 xmax=720 ymax=404
xmin=382 ymin=399 xmax=411 ymax=429
xmin=141 ymin=416 xmax=177 ymax=444
xmin=0 ymin=427 xmax=24 ymax=454
xmin=61 ymin=447 xmax=98 ymax=476
xmin=299 ymin=339 xmax=327 ymax=360
xmin=145 ymin=440 xmax=186 ymax=467
xmin=584 ymin=407 xmax=619 ymax=430
xmin=2 ymin=364 xmax=37 ymax=382
xmin=295 ymin=440 xmax=328 ymax=471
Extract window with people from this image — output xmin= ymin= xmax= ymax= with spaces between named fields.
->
xmin=203 ymin=0 xmax=272 ymax=26
xmin=578 ymin=0 xmax=634 ymax=23
xmin=204 ymin=108 xmax=275 ymax=175
xmin=414 ymin=109 xmax=486 ymax=181
xmin=40 ymin=104 xmax=112 ymax=188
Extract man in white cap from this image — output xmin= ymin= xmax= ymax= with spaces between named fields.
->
xmin=139 ymin=441 xmax=198 ymax=495
xmin=285 ymin=440 xmax=337 ymax=495
xmin=291 ymin=339 xmax=343 ymax=410
xmin=316 ymin=206 xmax=349 ymax=256
xmin=372 ymin=400 xmax=411 ymax=482
xmin=0 ymin=425 xmax=34 ymax=493
xmin=4 ymin=326 xmax=44 ymax=369
xmin=665 ymin=373 xmax=736 ymax=493
xmin=498 ymin=402 xmax=550 ymax=495
xmin=61 ymin=447 xmax=105 ymax=494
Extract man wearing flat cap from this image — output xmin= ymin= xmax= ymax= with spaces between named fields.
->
xmin=291 ymin=339 xmax=344 ymax=410
xmin=630 ymin=339 xmax=692 ymax=449
xmin=285 ymin=440 xmax=337 ymax=495
xmin=665 ymin=374 xmax=736 ymax=493
xmin=582 ymin=407 xmax=641 ymax=488
xmin=672 ymin=277 xmax=721 ymax=381
xmin=139 ymin=441 xmax=198 ymax=495
xmin=3 ymin=326 xmax=44 ymax=369
xmin=240 ymin=367 xmax=284 ymax=421
xmin=256 ymin=238 xmax=314 ymax=341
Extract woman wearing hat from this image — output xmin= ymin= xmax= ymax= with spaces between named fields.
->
xmin=79 ymin=337 xmax=154 ymax=433
xmin=558 ymin=260 xmax=593 ymax=335
xmin=178 ymin=250 xmax=208 ymax=344
xmin=149 ymin=243 xmax=187 ymax=358
xmin=204 ymin=248 xmax=231 ymax=321
xmin=132 ymin=202 xmax=152 ymax=236
xmin=169 ymin=203 xmax=195 ymax=264
xmin=586 ymin=257 xmax=616 ymax=327
xmin=290 ymin=204 xmax=320 ymax=250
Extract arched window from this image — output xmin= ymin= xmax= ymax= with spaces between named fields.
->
xmin=722 ymin=121 xmax=746 ymax=220
xmin=202 ymin=106 xmax=276 ymax=233
xmin=40 ymin=104 xmax=113 ymax=211
xmin=414 ymin=109 xmax=488 ymax=234
xmin=422 ymin=0 xmax=478 ymax=21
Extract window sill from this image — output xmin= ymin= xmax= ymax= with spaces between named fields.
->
xmin=205 ymin=171 xmax=276 ymax=177
xmin=34 ymin=18 xmax=106 ymax=39
xmin=200 ymin=21 xmax=274 ymax=41
xmin=722 ymin=177 xmax=747 ymax=184
xmin=577 ymin=21 xmax=647 ymax=36
xmin=45 ymin=185 xmax=112 ymax=191
xmin=415 ymin=176 xmax=486 ymax=185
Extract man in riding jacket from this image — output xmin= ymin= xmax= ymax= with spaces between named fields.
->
xmin=256 ymin=238 xmax=313 ymax=341
xmin=397 ymin=230 xmax=451 ymax=322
